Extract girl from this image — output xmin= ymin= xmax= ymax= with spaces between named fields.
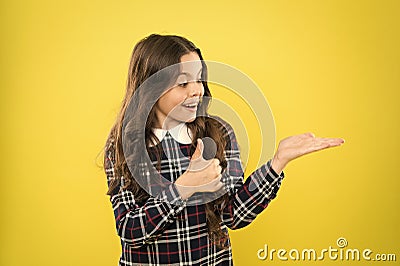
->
xmin=103 ymin=34 xmax=344 ymax=266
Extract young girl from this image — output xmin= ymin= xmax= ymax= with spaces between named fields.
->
xmin=103 ymin=34 xmax=344 ymax=266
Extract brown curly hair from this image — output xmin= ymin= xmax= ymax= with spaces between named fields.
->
xmin=104 ymin=34 xmax=230 ymax=248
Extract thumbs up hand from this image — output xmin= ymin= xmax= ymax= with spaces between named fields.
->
xmin=175 ymin=138 xmax=224 ymax=200
xmin=188 ymin=138 xmax=217 ymax=172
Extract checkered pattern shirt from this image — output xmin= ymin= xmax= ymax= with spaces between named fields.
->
xmin=104 ymin=118 xmax=285 ymax=266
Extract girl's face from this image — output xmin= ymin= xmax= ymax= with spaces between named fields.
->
xmin=153 ymin=52 xmax=204 ymax=129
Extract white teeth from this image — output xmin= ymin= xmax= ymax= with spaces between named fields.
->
xmin=184 ymin=103 xmax=197 ymax=108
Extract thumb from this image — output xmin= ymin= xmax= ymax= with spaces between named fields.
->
xmin=192 ymin=138 xmax=204 ymax=160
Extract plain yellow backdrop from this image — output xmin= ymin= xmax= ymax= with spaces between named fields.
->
xmin=1 ymin=0 xmax=399 ymax=265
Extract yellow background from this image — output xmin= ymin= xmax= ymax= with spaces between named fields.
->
xmin=1 ymin=0 xmax=399 ymax=265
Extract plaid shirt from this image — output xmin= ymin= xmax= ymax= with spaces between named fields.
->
xmin=104 ymin=117 xmax=285 ymax=266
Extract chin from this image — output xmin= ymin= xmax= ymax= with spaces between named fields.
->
xmin=184 ymin=116 xmax=197 ymax=123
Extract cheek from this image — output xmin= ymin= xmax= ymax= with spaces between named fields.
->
xmin=158 ymin=93 xmax=184 ymax=113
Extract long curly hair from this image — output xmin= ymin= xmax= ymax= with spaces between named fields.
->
xmin=104 ymin=34 xmax=230 ymax=248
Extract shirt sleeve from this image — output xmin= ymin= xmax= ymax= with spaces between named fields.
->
xmin=104 ymin=142 xmax=186 ymax=248
xmin=218 ymin=120 xmax=285 ymax=230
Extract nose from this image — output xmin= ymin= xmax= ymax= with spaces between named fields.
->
xmin=188 ymin=81 xmax=203 ymax=97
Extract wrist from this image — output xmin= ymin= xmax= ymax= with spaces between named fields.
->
xmin=271 ymin=153 xmax=287 ymax=174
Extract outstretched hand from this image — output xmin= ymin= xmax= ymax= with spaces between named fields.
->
xmin=271 ymin=132 xmax=345 ymax=173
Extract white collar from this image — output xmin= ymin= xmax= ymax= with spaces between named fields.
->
xmin=150 ymin=123 xmax=193 ymax=146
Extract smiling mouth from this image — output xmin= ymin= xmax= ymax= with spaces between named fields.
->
xmin=182 ymin=103 xmax=198 ymax=108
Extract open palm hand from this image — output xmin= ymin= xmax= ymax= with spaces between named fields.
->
xmin=272 ymin=132 xmax=345 ymax=173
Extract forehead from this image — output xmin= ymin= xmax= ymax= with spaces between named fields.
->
xmin=179 ymin=52 xmax=202 ymax=74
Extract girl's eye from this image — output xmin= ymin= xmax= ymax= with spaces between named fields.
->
xmin=178 ymin=79 xmax=202 ymax=87
xmin=178 ymin=82 xmax=188 ymax=87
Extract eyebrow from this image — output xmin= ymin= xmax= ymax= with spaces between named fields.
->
xmin=178 ymin=68 xmax=203 ymax=77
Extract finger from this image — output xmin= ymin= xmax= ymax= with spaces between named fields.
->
xmin=317 ymin=137 xmax=345 ymax=146
xmin=310 ymin=140 xmax=343 ymax=152
xmin=197 ymin=174 xmax=222 ymax=190
xmin=214 ymin=181 xmax=224 ymax=192
xmin=198 ymin=180 xmax=224 ymax=193
xmin=214 ymin=158 xmax=220 ymax=166
xmin=216 ymin=165 xmax=222 ymax=174
xmin=298 ymin=132 xmax=314 ymax=139
xmin=191 ymin=138 xmax=204 ymax=160
xmin=304 ymin=132 xmax=315 ymax=138
xmin=209 ymin=174 xmax=222 ymax=184
xmin=212 ymin=174 xmax=222 ymax=184
xmin=327 ymin=138 xmax=345 ymax=146
xmin=316 ymin=137 xmax=345 ymax=142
